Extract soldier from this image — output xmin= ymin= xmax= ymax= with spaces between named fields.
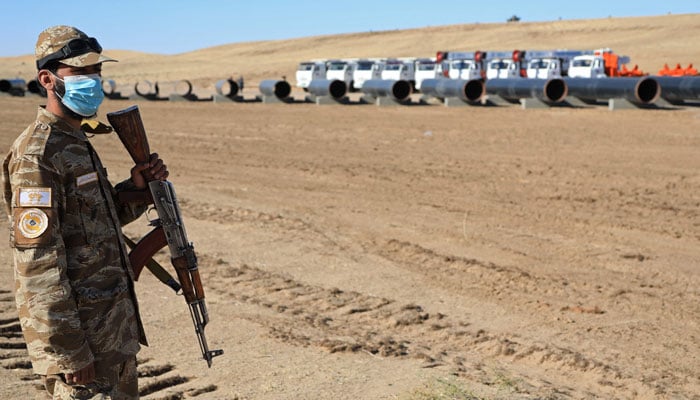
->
xmin=2 ymin=26 xmax=168 ymax=399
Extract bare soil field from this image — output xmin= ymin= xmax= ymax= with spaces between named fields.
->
xmin=0 ymin=13 xmax=699 ymax=400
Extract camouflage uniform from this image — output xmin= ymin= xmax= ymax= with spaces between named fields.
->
xmin=2 ymin=25 xmax=145 ymax=400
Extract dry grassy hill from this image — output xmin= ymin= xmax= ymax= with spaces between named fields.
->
xmin=0 ymin=13 xmax=698 ymax=89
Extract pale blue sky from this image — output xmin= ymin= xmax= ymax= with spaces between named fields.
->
xmin=1 ymin=0 xmax=697 ymax=57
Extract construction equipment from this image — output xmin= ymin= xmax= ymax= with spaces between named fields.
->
xmin=437 ymin=51 xmax=487 ymax=80
xmin=657 ymin=63 xmax=698 ymax=77
xmin=568 ymin=48 xmax=646 ymax=78
xmin=296 ymin=61 xmax=327 ymax=91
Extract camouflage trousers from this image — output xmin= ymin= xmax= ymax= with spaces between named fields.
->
xmin=40 ymin=356 xmax=138 ymax=400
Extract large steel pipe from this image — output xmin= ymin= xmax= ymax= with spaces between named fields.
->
xmin=564 ymin=77 xmax=660 ymax=105
xmin=215 ymin=79 xmax=239 ymax=97
xmin=135 ymin=80 xmax=158 ymax=97
xmin=308 ymin=79 xmax=347 ymax=99
xmin=27 ymin=79 xmax=44 ymax=95
xmin=654 ymin=76 xmax=700 ymax=104
xmin=102 ymin=79 xmax=117 ymax=95
xmin=259 ymin=80 xmax=291 ymax=99
xmin=156 ymin=80 xmax=193 ymax=96
xmin=0 ymin=78 xmax=26 ymax=93
xmin=486 ymin=78 xmax=568 ymax=104
xmin=420 ymin=78 xmax=484 ymax=104
xmin=361 ymin=79 xmax=412 ymax=102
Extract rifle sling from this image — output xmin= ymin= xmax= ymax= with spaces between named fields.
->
xmin=123 ymin=230 xmax=181 ymax=293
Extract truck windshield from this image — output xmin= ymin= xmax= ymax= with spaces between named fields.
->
xmin=572 ymin=59 xmax=593 ymax=67
xmin=298 ymin=63 xmax=315 ymax=71
xmin=356 ymin=62 xmax=374 ymax=71
xmin=529 ymin=60 xmax=549 ymax=69
xmin=384 ymin=64 xmax=402 ymax=71
xmin=489 ymin=61 xmax=508 ymax=69
xmin=328 ymin=63 xmax=346 ymax=71
xmin=417 ymin=63 xmax=436 ymax=71
xmin=451 ymin=61 xmax=473 ymax=69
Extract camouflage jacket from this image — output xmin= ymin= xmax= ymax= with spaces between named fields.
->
xmin=2 ymin=107 xmax=148 ymax=376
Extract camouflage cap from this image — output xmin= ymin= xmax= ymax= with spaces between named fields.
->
xmin=35 ymin=25 xmax=116 ymax=69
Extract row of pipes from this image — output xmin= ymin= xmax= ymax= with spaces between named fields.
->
xmin=2 ymin=76 xmax=699 ymax=107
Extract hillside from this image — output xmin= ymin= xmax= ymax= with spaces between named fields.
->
xmin=0 ymin=13 xmax=698 ymax=87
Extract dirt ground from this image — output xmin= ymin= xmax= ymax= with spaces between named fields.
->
xmin=0 ymin=88 xmax=698 ymax=400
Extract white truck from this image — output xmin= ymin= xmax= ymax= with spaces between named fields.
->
xmin=413 ymin=58 xmax=441 ymax=91
xmin=568 ymin=48 xmax=633 ymax=78
xmin=484 ymin=50 xmax=524 ymax=79
xmin=325 ymin=59 xmax=355 ymax=91
xmin=380 ymin=58 xmax=416 ymax=89
xmin=524 ymin=50 xmax=591 ymax=79
xmin=441 ymin=51 xmax=486 ymax=80
xmin=296 ymin=61 xmax=327 ymax=90
xmin=351 ymin=59 xmax=382 ymax=90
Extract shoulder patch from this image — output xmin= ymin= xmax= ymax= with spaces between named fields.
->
xmin=17 ymin=208 xmax=49 ymax=238
xmin=17 ymin=187 xmax=52 ymax=207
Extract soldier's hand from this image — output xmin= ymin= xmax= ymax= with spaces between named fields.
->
xmin=66 ymin=362 xmax=95 ymax=385
xmin=131 ymin=152 xmax=169 ymax=189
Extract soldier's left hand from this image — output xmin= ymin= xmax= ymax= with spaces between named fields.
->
xmin=131 ymin=153 xmax=169 ymax=189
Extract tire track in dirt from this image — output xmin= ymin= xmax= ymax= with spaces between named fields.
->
xmin=205 ymin=258 xmax=662 ymax=399
xmin=187 ymin=199 xmax=696 ymax=398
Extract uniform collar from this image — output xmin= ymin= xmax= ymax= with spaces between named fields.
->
xmin=37 ymin=106 xmax=89 ymax=141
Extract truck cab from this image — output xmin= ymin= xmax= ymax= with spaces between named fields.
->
xmin=568 ymin=49 xmax=632 ymax=78
xmin=351 ymin=59 xmax=382 ymax=90
xmin=296 ymin=61 xmax=327 ymax=90
xmin=381 ymin=59 xmax=416 ymax=88
xmin=486 ymin=59 xmax=519 ymax=79
xmin=414 ymin=58 xmax=440 ymax=90
xmin=448 ymin=59 xmax=483 ymax=80
xmin=526 ymin=58 xmax=563 ymax=79
xmin=568 ymin=56 xmax=604 ymax=78
xmin=326 ymin=60 xmax=355 ymax=91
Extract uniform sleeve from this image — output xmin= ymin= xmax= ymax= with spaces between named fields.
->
xmin=113 ymin=178 xmax=148 ymax=226
xmin=8 ymin=153 xmax=94 ymax=375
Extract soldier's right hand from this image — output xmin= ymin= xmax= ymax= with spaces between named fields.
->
xmin=65 ymin=362 xmax=95 ymax=385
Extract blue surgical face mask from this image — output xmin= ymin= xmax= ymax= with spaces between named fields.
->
xmin=53 ymin=73 xmax=104 ymax=117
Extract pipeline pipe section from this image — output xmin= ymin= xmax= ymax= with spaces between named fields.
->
xmin=215 ymin=79 xmax=239 ymax=98
xmin=156 ymin=80 xmax=193 ymax=97
xmin=27 ymin=79 xmax=45 ymax=96
xmin=564 ymin=77 xmax=660 ymax=105
xmin=0 ymin=79 xmax=26 ymax=93
xmin=102 ymin=79 xmax=117 ymax=95
xmin=361 ymin=79 xmax=412 ymax=102
xmin=307 ymin=79 xmax=347 ymax=99
xmin=486 ymin=78 xmax=568 ymax=104
xmin=135 ymin=80 xmax=158 ymax=97
xmin=420 ymin=78 xmax=485 ymax=104
xmin=259 ymin=80 xmax=291 ymax=99
xmin=653 ymin=76 xmax=700 ymax=104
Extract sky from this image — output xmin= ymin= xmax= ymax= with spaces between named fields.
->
xmin=1 ymin=0 xmax=697 ymax=57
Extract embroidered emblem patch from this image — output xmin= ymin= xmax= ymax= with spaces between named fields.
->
xmin=17 ymin=187 xmax=51 ymax=207
xmin=77 ymin=172 xmax=98 ymax=187
xmin=17 ymin=208 xmax=49 ymax=238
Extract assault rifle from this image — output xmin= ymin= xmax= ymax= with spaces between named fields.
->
xmin=106 ymin=105 xmax=223 ymax=367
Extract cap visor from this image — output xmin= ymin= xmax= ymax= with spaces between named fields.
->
xmin=61 ymin=52 xmax=117 ymax=67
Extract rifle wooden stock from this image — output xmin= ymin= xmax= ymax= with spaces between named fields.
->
xmin=128 ymin=226 xmax=167 ymax=280
xmin=107 ymin=105 xmax=223 ymax=367
xmin=106 ymin=105 xmax=154 ymax=181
